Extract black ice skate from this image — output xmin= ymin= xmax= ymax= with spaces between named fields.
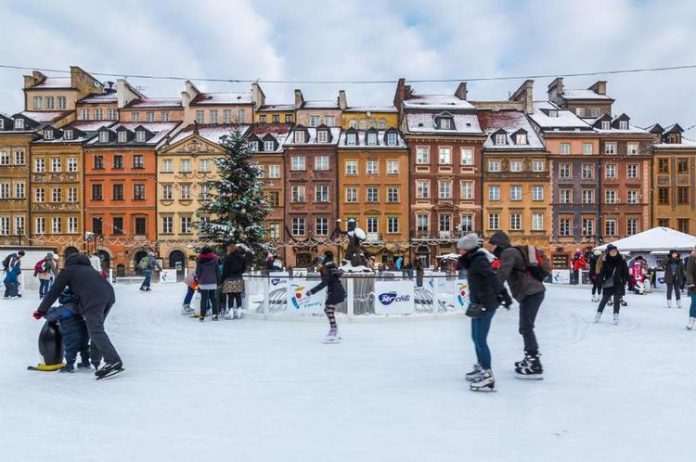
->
xmin=95 ymin=361 xmax=124 ymax=380
xmin=515 ymin=354 xmax=543 ymax=380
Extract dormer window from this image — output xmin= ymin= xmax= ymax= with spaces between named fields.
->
xmin=99 ymin=131 xmax=109 ymax=143
xmin=601 ymin=121 xmax=610 ymax=130
xmin=44 ymin=129 xmax=54 ymax=140
xmin=294 ymin=131 xmax=306 ymax=143
xmin=63 ymin=129 xmax=73 ymax=140
xmin=668 ymin=133 xmax=681 ymax=144
xmin=346 ymin=132 xmax=357 ymax=145
xmin=249 ymin=141 xmax=258 ymax=152
xmin=264 ymin=140 xmax=274 ymax=151
xmin=439 ymin=117 xmax=453 ymax=129
xmin=367 ymin=132 xmax=377 ymax=146
xmin=0 ymin=119 xmax=4 ymax=130
xmin=494 ymin=133 xmax=507 ymax=145
xmin=135 ymin=130 xmax=146 ymax=142
xmin=619 ymin=120 xmax=628 ymax=130
xmin=515 ymin=133 xmax=527 ymax=145
xmin=14 ymin=118 xmax=24 ymax=130
xmin=317 ymin=130 xmax=328 ymax=143
xmin=117 ymin=131 xmax=127 ymax=143
xmin=386 ymin=131 xmax=397 ymax=146
xmin=547 ymin=109 xmax=558 ymax=118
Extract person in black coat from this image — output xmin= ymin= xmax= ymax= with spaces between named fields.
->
xmin=220 ymin=244 xmax=247 ymax=319
xmin=595 ymin=244 xmax=630 ymax=324
xmin=588 ymin=250 xmax=603 ymax=302
xmin=663 ymin=250 xmax=685 ymax=308
xmin=34 ymin=254 xmax=121 ymax=376
xmin=307 ymin=251 xmax=345 ymax=342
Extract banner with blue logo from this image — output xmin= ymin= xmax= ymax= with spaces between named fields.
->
xmin=287 ymin=279 xmax=326 ymax=314
xmin=454 ymin=279 xmax=470 ymax=310
xmin=374 ymin=280 xmax=415 ymax=314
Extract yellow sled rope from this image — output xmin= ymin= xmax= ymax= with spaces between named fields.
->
xmin=29 ymin=363 xmax=66 ymax=372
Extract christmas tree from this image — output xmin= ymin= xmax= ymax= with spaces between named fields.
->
xmin=196 ymin=127 xmax=271 ymax=255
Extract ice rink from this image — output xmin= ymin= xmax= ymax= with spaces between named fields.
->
xmin=1 ymin=282 xmax=694 ymax=462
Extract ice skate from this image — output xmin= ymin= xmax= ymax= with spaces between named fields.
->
xmin=514 ymin=352 xmax=533 ymax=369
xmin=667 ymin=300 xmax=673 ymax=309
xmin=515 ymin=354 xmax=543 ymax=380
xmin=233 ymin=308 xmax=242 ymax=320
xmin=212 ymin=314 xmax=219 ymax=321
xmin=77 ymin=362 xmax=91 ymax=371
xmin=95 ymin=361 xmax=124 ymax=380
xmin=469 ymin=370 xmax=495 ymax=392
xmin=607 ymin=299 xmax=613 ymax=307
xmin=59 ymin=365 xmax=75 ymax=373
xmin=199 ymin=316 xmax=205 ymax=322
xmin=223 ymin=309 xmax=233 ymax=320
xmin=687 ymin=318 xmax=695 ymax=331
xmin=323 ymin=328 xmax=340 ymax=344
xmin=612 ymin=313 xmax=619 ymax=325
xmin=620 ymin=299 xmax=627 ymax=307
xmin=676 ymin=300 xmax=682 ymax=309
xmin=180 ymin=304 xmax=194 ymax=316
xmin=594 ymin=312 xmax=602 ymax=323
xmin=465 ymin=363 xmax=483 ymax=382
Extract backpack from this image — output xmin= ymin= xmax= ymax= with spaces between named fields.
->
xmin=138 ymin=256 xmax=150 ymax=270
xmin=515 ymin=245 xmax=552 ymax=282
xmin=34 ymin=259 xmax=48 ymax=274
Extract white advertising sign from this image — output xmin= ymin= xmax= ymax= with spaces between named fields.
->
xmin=454 ymin=279 xmax=470 ymax=310
xmin=552 ymin=269 xmax=571 ymax=284
xmin=287 ymin=278 xmax=326 ymax=314
xmin=159 ymin=269 xmax=178 ymax=283
xmin=374 ymin=280 xmax=415 ymax=315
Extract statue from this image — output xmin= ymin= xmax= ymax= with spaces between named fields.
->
xmin=338 ymin=218 xmax=371 ymax=273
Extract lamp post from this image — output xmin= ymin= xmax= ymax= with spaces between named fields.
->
xmin=17 ymin=227 xmax=23 ymax=246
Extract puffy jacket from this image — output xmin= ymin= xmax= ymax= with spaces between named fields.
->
xmin=458 ymin=248 xmax=503 ymax=310
xmin=598 ymin=254 xmax=631 ymax=295
xmin=221 ymin=251 xmax=246 ymax=280
xmin=308 ymin=261 xmax=345 ymax=305
xmin=663 ymin=257 xmax=684 ymax=285
xmin=3 ymin=262 xmax=21 ymax=283
xmin=489 ymin=231 xmax=545 ymax=303
xmin=686 ymin=256 xmax=696 ymax=292
xmin=194 ymin=252 xmax=220 ymax=286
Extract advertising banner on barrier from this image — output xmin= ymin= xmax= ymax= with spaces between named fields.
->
xmin=374 ymin=280 xmax=415 ymax=315
xmin=552 ymin=269 xmax=571 ymax=284
xmin=287 ymin=278 xmax=326 ymax=314
xmin=159 ymin=269 xmax=178 ymax=283
xmin=453 ymin=279 xmax=470 ymax=310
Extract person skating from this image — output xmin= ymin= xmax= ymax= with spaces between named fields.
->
xmin=220 ymin=244 xmax=247 ymax=320
xmin=589 ymin=250 xmax=603 ymax=302
xmin=43 ymin=289 xmax=91 ymax=373
xmin=181 ymin=271 xmax=197 ymax=316
xmin=194 ymin=247 xmax=220 ymax=321
xmin=685 ymin=246 xmax=696 ymax=330
xmin=595 ymin=244 xmax=630 ymax=325
xmin=488 ymin=231 xmax=547 ymax=379
xmin=3 ymin=258 xmax=22 ymax=298
xmin=35 ymin=252 xmax=58 ymax=299
xmin=139 ymin=251 xmax=161 ymax=292
xmin=33 ymin=254 xmax=122 ymax=379
xmin=306 ymin=251 xmax=345 ymax=343
xmin=664 ymin=250 xmax=685 ymax=309
xmin=457 ymin=234 xmax=506 ymax=392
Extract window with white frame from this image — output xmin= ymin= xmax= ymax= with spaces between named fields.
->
xmin=15 ymin=216 xmax=24 ymax=235
xmin=601 ymin=120 xmax=610 ymax=130
xmin=559 ymin=218 xmax=572 ymax=236
xmin=199 ymin=159 xmax=210 ymax=172
xmin=581 ymin=164 xmax=595 ymax=179
xmin=315 ymin=185 xmax=329 ymax=203
xmin=533 ymin=160 xmax=545 ymax=172
xmin=108 ymin=108 xmax=118 ymax=120
xmin=439 ymin=117 xmax=452 ymax=130
xmin=52 ymin=217 xmax=61 ymax=234
xmin=131 ymin=113 xmax=139 ymax=122
xmin=366 ymin=132 xmax=378 ymax=146
xmin=582 ymin=189 xmax=594 ymax=204
xmin=488 ymin=213 xmax=500 ymax=230
xmin=582 ymin=143 xmax=593 ymax=155
xmin=627 ymin=164 xmax=638 ymax=178
xmin=387 ymin=187 xmax=399 ymax=203
xmin=627 ymin=190 xmax=639 ymax=204
xmin=58 ymin=96 xmax=67 ymax=109
xmin=34 ymin=158 xmax=45 ymax=173
xmin=292 ymin=217 xmax=305 ymax=235
xmin=195 ymin=110 xmax=204 ymax=124
xmin=135 ymin=131 xmax=146 ymax=143
xmin=510 ymin=185 xmax=522 ymax=200
xmin=366 ymin=187 xmax=378 ymax=203
xmin=345 ymin=160 xmax=357 ymax=175
xmin=438 ymin=146 xmax=452 ymax=164
xmin=317 ymin=130 xmax=329 ymax=143
xmin=52 ymin=188 xmax=61 ymax=202
xmin=315 ymin=156 xmax=330 ymax=171
xmin=510 ymin=212 xmax=522 ymax=231
xmin=576 ymin=107 xmax=585 ymax=117
xmin=35 ymin=217 xmax=45 ymax=234
xmin=366 ymin=160 xmax=378 ymax=175
xmin=180 ymin=184 xmax=191 ymax=200
xmin=560 ymin=143 xmax=571 ymax=155
xmin=51 ymin=158 xmax=61 ymax=172
xmin=619 ymin=120 xmax=628 ymax=130
xmin=439 ymin=214 xmax=452 ymax=232
xmin=416 ymin=214 xmax=429 ymax=232
xmin=44 ymin=129 xmax=54 ymax=140
xmin=387 ymin=217 xmax=399 ymax=234
xmin=605 ymin=190 xmax=617 ymax=204
xmin=162 ymin=216 xmax=173 ymax=234
xmin=559 ymin=163 xmax=571 ymax=179
xmin=488 ymin=160 xmax=501 ymax=172
xmin=68 ymin=216 xmax=78 ymax=234
xmin=236 ymin=109 xmax=245 ymax=123
xmin=591 ymin=107 xmax=601 ymax=117
xmin=315 ymin=217 xmax=328 ymax=236
xmin=0 ymin=183 xmax=8 ymax=199
xmin=99 ymin=131 xmax=109 ymax=143
xmin=387 ymin=160 xmax=399 ymax=174
xmin=0 ymin=217 xmax=9 ymax=235
xmin=117 ymin=131 xmax=127 ymax=143
xmin=460 ymin=214 xmax=473 ymax=233
xmin=582 ymin=218 xmax=594 ymax=237
xmin=532 ymin=185 xmax=544 ymax=201
xmin=223 ymin=110 xmax=232 ymax=124
xmin=460 ymin=147 xmax=474 ymax=165
xmin=268 ymin=164 xmax=280 ymax=178
xmin=309 ymin=116 xmax=319 ymax=127
xmin=439 ymin=180 xmax=452 ymax=199
xmin=181 ymin=216 xmax=193 ymax=234
xmin=264 ymin=140 xmax=275 ymax=152
xmin=180 ymin=159 xmax=191 ymax=173
xmin=460 ymin=180 xmax=474 ymax=200
xmin=67 ymin=158 xmax=78 ymax=172
xmin=67 ymin=187 xmax=77 ymax=203
xmin=416 ymin=180 xmax=430 ymax=199
xmin=387 ymin=131 xmax=398 ymax=146
xmin=291 ymin=156 xmax=306 ymax=171
xmin=488 ymin=185 xmax=501 ymax=201
xmin=346 ymin=132 xmax=357 ymax=145
xmin=146 ymin=111 xmax=155 ymax=122
xmin=14 ymin=182 xmax=25 ymax=199
xmin=416 ymin=146 xmax=430 ymax=164
xmin=605 ymin=164 xmax=616 ymax=178
xmin=605 ymin=142 xmax=617 ymax=155
xmin=605 ymin=219 xmax=617 ymax=236
xmin=627 ymin=143 xmax=639 ymax=155
xmin=291 ymin=185 xmax=306 ymax=202
xmin=15 ymin=118 xmax=25 ymax=130
xmin=366 ymin=217 xmax=378 ymax=234
xmin=162 ymin=159 xmax=172 ymax=173
xmin=35 ymin=188 xmax=45 ymax=203
xmin=627 ymin=218 xmax=639 ymax=235
xmin=33 ymin=96 xmax=42 ymax=109
xmin=0 ymin=151 xmax=9 ymax=165
xmin=515 ymin=133 xmax=527 ymax=145
xmin=560 ymin=189 xmax=572 ymax=204
xmin=209 ymin=110 xmax=218 ymax=124
xmin=345 ymin=187 xmax=357 ymax=203
xmin=161 ymin=112 xmax=169 ymax=122
xmin=532 ymin=212 xmax=544 ymax=231
xmin=495 ymin=133 xmax=507 ymax=145
xmin=510 ymin=160 xmax=522 ymax=172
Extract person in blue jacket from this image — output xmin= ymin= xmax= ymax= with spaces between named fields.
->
xmin=44 ymin=289 xmax=91 ymax=373
xmin=3 ymin=259 xmax=22 ymax=298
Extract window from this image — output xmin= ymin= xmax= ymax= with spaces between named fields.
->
xmin=366 ymin=217 xmax=378 ymax=234
xmin=460 ymin=215 xmax=473 ymax=233
xmin=209 ymin=110 xmax=218 ymax=124
xmin=162 ymin=184 xmax=173 ymax=200
xmin=416 ymin=146 xmax=430 ymax=164
xmin=14 ymin=182 xmax=25 ymax=199
xmin=582 ymin=189 xmax=595 ymax=204
xmin=93 ymin=156 xmax=104 ymax=169
xmin=268 ymin=191 xmax=280 ymax=207
xmin=605 ymin=164 xmax=616 ymax=178
xmin=581 ymin=164 xmax=595 ymax=179
xmin=460 ymin=180 xmax=474 ymax=200
xmin=560 ymin=143 xmax=571 ymax=155
xmin=133 ymin=184 xmax=145 ymax=200
xmin=488 ymin=160 xmax=501 ymax=172
xmin=131 ymin=113 xmax=139 ymax=122
xmin=315 ymin=217 xmax=329 ymax=236
xmin=180 ymin=184 xmax=191 ymax=200
xmin=44 ymin=130 xmax=54 ymax=140
xmin=416 ymin=214 xmax=429 ymax=232
xmin=677 ymin=187 xmax=690 ymax=205
xmin=416 ymin=180 xmax=430 ymax=199
xmin=58 ymin=96 xmax=66 ymax=109
xmin=366 ymin=132 xmax=377 ymax=146
xmin=292 ymin=218 xmax=305 ymax=235
xmin=438 ymin=146 xmax=452 ymax=164
xmin=438 ymin=181 xmax=452 ymax=199
xmin=181 ymin=216 xmax=192 ymax=234
xmin=677 ymin=159 xmax=689 ymax=174
xmin=510 ymin=160 xmax=522 ymax=172
xmin=309 ymin=116 xmax=319 ymax=127
xmin=133 ymin=155 xmax=144 ymax=169
xmin=14 ymin=118 xmax=25 ymax=130
xmin=387 ymin=217 xmax=400 ymax=234
xmin=532 ymin=212 xmax=544 ymax=231
xmin=112 ymin=184 xmax=124 ymax=201
xmin=110 ymin=217 xmax=123 ymax=235
xmin=50 ymin=158 xmax=61 ymax=172
xmin=346 ymin=132 xmax=357 ymax=145
xmin=35 ymin=158 xmax=46 ymax=172
xmin=314 ymin=156 xmax=329 ymax=171
xmin=366 ymin=160 xmax=378 ymax=175
xmin=162 ymin=159 xmax=172 ymax=172
xmin=461 ymin=147 xmax=474 ymax=166
xmin=605 ymin=219 xmax=617 ymax=237
xmin=135 ymin=131 xmax=146 ymax=142
xmin=627 ymin=164 xmax=638 ymax=179
xmin=488 ymin=213 xmax=500 ymax=230
xmin=387 ymin=160 xmax=399 ymax=174
xmin=268 ymin=164 xmax=280 ymax=178
xmin=439 ymin=214 xmax=452 ymax=233
xmin=387 ymin=131 xmax=398 ymax=146
xmin=92 ymin=217 xmax=103 ymax=235
xmin=510 ymin=185 xmax=522 ymax=201
xmin=658 ymin=187 xmax=670 ymax=205
xmin=605 ymin=190 xmax=617 ymax=204
xmin=677 ymin=218 xmax=690 ymax=234
xmin=510 ymin=213 xmax=522 ymax=231
xmin=117 ymin=131 xmax=127 ymax=143
xmin=264 ymin=140 xmax=275 ymax=152
xmin=162 ymin=216 xmax=173 ymax=234
xmin=658 ymin=159 xmax=669 ymax=174
xmin=532 ymin=160 xmax=545 ymax=172
xmin=658 ymin=218 xmax=670 ymax=228
xmin=582 ymin=143 xmax=593 ymax=155
xmin=627 ymin=190 xmax=639 ymax=204
xmin=627 ymin=143 xmax=639 ymax=155
xmin=180 ymin=159 xmax=191 ymax=173
xmin=200 ymin=159 xmax=211 ymax=173
xmin=236 ymin=109 xmax=245 ymax=122
xmin=35 ymin=188 xmax=46 ymax=203
xmin=576 ymin=107 xmax=585 ymax=117
xmin=488 ymin=185 xmax=500 ymax=201
xmin=291 ymin=185 xmax=306 ymax=203
xmin=317 ymin=130 xmax=329 ymax=143
xmin=315 ymin=185 xmax=329 ymax=203
xmin=33 ymin=96 xmax=42 ymax=109
xmin=195 ymin=110 xmax=204 ymax=124
xmin=143 ymin=111 xmax=153 ymax=123
xmin=108 ymin=109 xmax=118 ymax=120
xmin=161 ymin=112 xmax=169 ymax=122
xmin=67 ymin=187 xmax=77 ymax=203
xmin=68 ymin=217 xmax=77 ymax=234
xmin=0 ymin=217 xmax=9 ymax=236
xmin=559 ymin=218 xmax=572 ymax=237
xmin=560 ymin=189 xmax=572 ymax=204
xmin=35 ymin=217 xmax=45 ymax=234
xmin=14 ymin=150 xmax=25 ymax=165
xmin=249 ymin=141 xmax=259 ymax=152
xmin=14 ymin=216 xmax=24 ymax=235
xmin=582 ymin=218 xmax=594 ymax=237
xmin=515 ymin=133 xmax=527 ymax=145
xmin=0 ymin=183 xmax=8 ymax=199
xmin=619 ymin=120 xmax=629 ymax=130
xmin=366 ymin=187 xmax=378 ymax=203
xmin=0 ymin=151 xmax=8 ymax=166
xmin=627 ymin=218 xmax=639 ymax=235
xmin=223 ymin=110 xmax=232 ymax=124
xmin=293 ymin=131 xmax=306 ymax=144
xmin=285 ymin=114 xmax=293 ymax=123
xmin=345 ymin=187 xmax=357 ymax=203
xmin=345 ymin=160 xmax=357 ymax=175
xmin=63 ymin=129 xmax=74 ymax=140
xmin=291 ymin=156 xmax=306 ymax=171
xmin=134 ymin=217 xmax=147 ymax=235
xmin=439 ymin=117 xmax=452 ymax=130
xmin=45 ymin=96 xmax=55 ymax=109
xmin=591 ymin=107 xmax=601 ymax=118
xmin=532 ymin=186 xmax=544 ymax=201
xmin=495 ymin=133 xmax=507 ymax=145
xmin=268 ymin=223 xmax=280 ymax=239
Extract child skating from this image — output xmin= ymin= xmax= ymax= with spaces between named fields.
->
xmin=306 ymin=251 xmax=346 ymax=343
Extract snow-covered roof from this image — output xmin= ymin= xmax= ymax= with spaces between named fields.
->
xmin=70 ymin=120 xmax=115 ymax=131
xmin=18 ymin=111 xmax=71 ymax=123
xmin=338 ymin=129 xmax=406 ymax=149
xmin=191 ymin=92 xmax=253 ymax=105
xmin=561 ymin=89 xmax=612 ymax=101
xmin=405 ymin=113 xmax=482 ymax=135
xmin=478 ymin=111 xmax=545 ymax=150
xmin=529 ymin=102 xmax=593 ymax=131
xmin=126 ymin=97 xmax=182 ymax=109
xmin=595 ymin=227 xmax=696 ymax=252
xmin=402 ymin=95 xmax=474 ymax=110
xmin=247 ymin=126 xmax=290 ymax=153
xmin=78 ymin=93 xmax=118 ymax=104
xmin=258 ymin=104 xmax=295 ymax=112
xmin=87 ymin=122 xmax=179 ymax=145
xmin=166 ymin=124 xmax=251 ymax=146
xmin=652 ymin=137 xmax=696 ymax=149
xmin=284 ymin=127 xmax=342 ymax=145
xmin=302 ymin=100 xmax=340 ymax=109
xmin=31 ymin=77 xmax=73 ymax=89
xmin=344 ymin=105 xmax=398 ymax=113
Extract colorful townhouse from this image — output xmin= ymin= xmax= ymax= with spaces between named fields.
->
xmin=650 ymin=124 xmax=696 ymax=234
xmin=337 ymin=127 xmax=410 ymax=265
xmin=180 ymin=80 xmax=260 ymax=126
xmin=293 ymin=89 xmax=345 ymax=127
xmin=395 ymin=80 xmax=486 ymax=267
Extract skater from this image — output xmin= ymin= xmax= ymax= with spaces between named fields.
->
xmin=630 ymin=256 xmax=647 ymax=295
xmin=139 ymin=251 xmax=161 ymax=292
xmin=194 ymin=247 xmax=220 ymax=321
xmin=2 ymin=249 xmax=24 ymax=273
xmin=686 ymin=246 xmax=696 ymax=330
xmin=220 ymin=244 xmax=247 ymax=320
xmin=43 ymin=289 xmax=91 ymax=373
xmin=571 ymin=249 xmax=586 ymax=285
xmin=306 ymin=251 xmax=345 ymax=343
xmin=595 ymin=245 xmax=630 ymax=325
xmin=589 ymin=250 xmax=603 ymax=302
xmin=488 ymin=231 xmax=547 ymax=379
xmin=457 ymin=234 xmax=505 ymax=392
xmin=664 ymin=250 xmax=685 ymax=308
xmin=3 ymin=258 xmax=22 ymax=298
xmin=180 ymin=271 xmax=197 ymax=316
xmin=35 ymin=252 xmax=58 ymax=299
xmin=33 ymin=253 xmax=122 ymax=379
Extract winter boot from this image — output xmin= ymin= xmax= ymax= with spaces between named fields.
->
xmin=594 ymin=311 xmax=602 ymax=323
xmin=233 ymin=308 xmax=242 ymax=320
xmin=612 ymin=313 xmax=619 ymax=325
xmin=687 ymin=318 xmax=695 ymax=331
xmin=324 ymin=328 xmax=340 ymax=344
xmin=181 ymin=304 xmax=193 ymax=316
xmin=95 ymin=361 xmax=124 ymax=379
xmin=469 ymin=369 xmax=495 ymax=392
xmin=515 ymin=354 xmax=543 ymax=379
xmin=465 ymin=363 xmax=483 ymax=382
xmin=667 ymin=300 xmax=673 ymax=309
xmin=676 ymin=300 xmax=683 ymax=309
xmin=620 ymin=298 xmax=627 ymax=307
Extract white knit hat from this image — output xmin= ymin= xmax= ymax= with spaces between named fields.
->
xmin=456 ymin=233 xmax=480 ymax=251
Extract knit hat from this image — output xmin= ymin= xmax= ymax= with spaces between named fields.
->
xmin=456 ymin=233 xmax=480 ymax=251
xmin=488 ymin=231 xmax=511 ymax=247
xmin=606 ymin=244 xmax=618 ymax=251
xmin=45 ymin=252 xmax=54 ymax=260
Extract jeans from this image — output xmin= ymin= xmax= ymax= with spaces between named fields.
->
xmin=183 ymin=286 xmax=195 ymax=305
xmin=471 ymin=308 xmax=496 ymax=370
xmin=83 ymin=303 xmax=120 ymax=366
xmin=667 ymin=283 xmax=681 ymax=301
xmin=39 ymin=279 xmax=51 ymax=298
xmin=142 ymin=270 xmax=153 ymax=289
xmin=690 ymin=293 xmax=696 ymax=318
xmin=200 ymin=289 xmax=218 ymax=317
xmin=598 ymin=286 xmax=622 ymax=314
xmin=4 ymin=281 xmax=19 ymax=297
xmin=519 ymin=291 xmax=544 ymax=356
xmin=61 ymin=316 xmax=90 ymax=367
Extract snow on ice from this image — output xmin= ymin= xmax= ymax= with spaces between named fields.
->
xmin=0 ymin=283 xmax=694 ymax=461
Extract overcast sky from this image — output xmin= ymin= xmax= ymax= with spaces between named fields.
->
xmin=1 ymin=0 xmax=695 ymax=130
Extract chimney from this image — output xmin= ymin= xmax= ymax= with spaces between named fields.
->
xmin=547 ymin=77 xmax=564 ymax=105
xmin=117 ymin=79 xmax=144 ymax=109
xmin=510 ymin=80 xmax=534 ymax=114
xmin=23 ymin=70 xmax=46 ymax=89
xmin=294 ymin=89 xmax=304 ymax=109
xmin=251 ymin=82 xmax=265 ymax=108
xmin=104 ymin=81 xmax=116 ymax=94
xmin=589 ymin=80 xmax=607 ymax=95
xmin=338 ymin=90 xmax=347 ymax=110
xmin=454 ymin=82 xmax=468 ymax=100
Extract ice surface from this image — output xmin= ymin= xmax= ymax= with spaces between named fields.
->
xmin=1 ymin=283 xmax=694 ymax=462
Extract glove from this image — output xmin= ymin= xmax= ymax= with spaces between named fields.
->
xmin=32 ymin=311 xmax=43 ymax=320
xmin=305 ymin=291 xmax=312 ymax=298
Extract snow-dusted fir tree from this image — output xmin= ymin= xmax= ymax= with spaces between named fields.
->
xmin=196 ymin=128 xmax=271 ymax=254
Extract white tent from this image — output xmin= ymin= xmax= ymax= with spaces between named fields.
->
xmin=595 ymin=227 xmax=696 ymax=253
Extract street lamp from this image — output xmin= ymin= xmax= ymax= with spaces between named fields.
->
xmin=17 ymin=227 xmax=23 ymax=246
